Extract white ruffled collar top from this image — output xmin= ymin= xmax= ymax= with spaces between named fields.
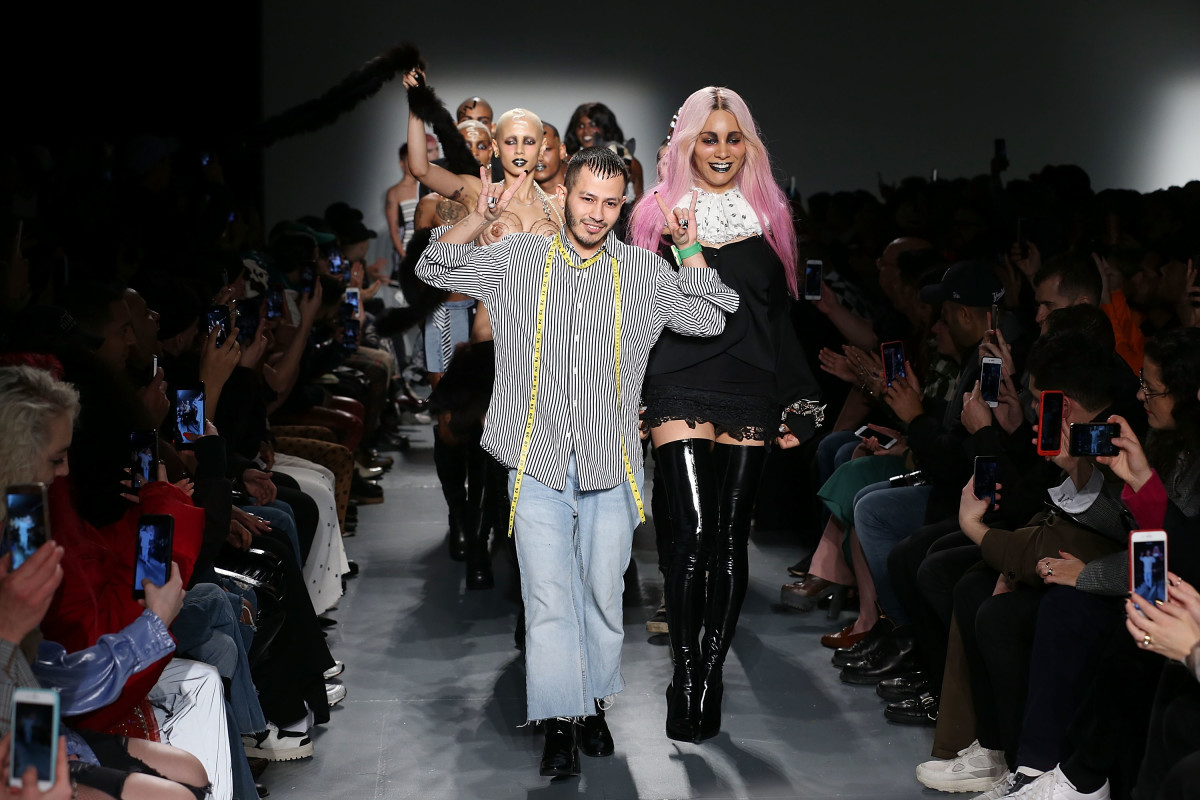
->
xmin=675 ymin=186 xmax=763 ymax=244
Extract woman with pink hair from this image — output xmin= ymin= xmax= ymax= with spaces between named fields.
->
xmin=629 ymin=86 xmax=822 ymax=743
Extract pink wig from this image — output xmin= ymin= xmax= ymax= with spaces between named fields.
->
xmin=629 ymin=86 xmax=798 ymax=297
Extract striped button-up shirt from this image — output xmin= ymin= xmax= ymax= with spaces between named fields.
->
xmin=417 ymin=227 xmax=739 ymax=492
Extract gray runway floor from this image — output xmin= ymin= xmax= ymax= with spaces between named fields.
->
xmin=269 ymin=424 xmax=938 ymax=799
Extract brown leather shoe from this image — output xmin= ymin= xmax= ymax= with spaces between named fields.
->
xmin=780 ymin=576 xmax=838 ymax=611
xmin=821 ymin=622 xmax=868 ymax=649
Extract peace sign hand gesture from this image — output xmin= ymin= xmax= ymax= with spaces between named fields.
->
xmin=654 ymin=189 xmax=699 ymax=249
xmin=475 ymin=166 xmax=529 ymax=222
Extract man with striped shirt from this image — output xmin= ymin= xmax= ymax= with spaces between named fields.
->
xmin=416 ymin=147 xmax=738 ymax=778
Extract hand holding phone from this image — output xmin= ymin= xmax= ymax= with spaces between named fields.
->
xmin=973 ymin=456 xmax=999 ymax=508
xmin=134 ymin=515 xmax=174 ymax=600
xmin=1037 ymin=391 xmax=1065 ymax=456
xmin=265 ymin=282 xmax=285 ymax=320
xmin=1068 ymin=422 xmax=1120 ymax=457
xmin=1130 ymin=530 xmax=1168 ymax=607
xmin=204 ymin=305 xmax=231 ymax=348
xmin=129 ymin=430 xmax=159 ymax=493
xmin=881 ymin=340 xmax=906 ymax=388
xmin=3 ymin=484 xmax=51 ymax=571
xmin=980 ymin=357 xmax=1003 ymax=408
xmin=854 ymin=424 xmax=898 ymax=450
xmin=8 ymin=688 xmax=60 ymax=790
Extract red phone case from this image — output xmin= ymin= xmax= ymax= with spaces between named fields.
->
xmin=1036 ymin=391 xmax=1064 ymax=457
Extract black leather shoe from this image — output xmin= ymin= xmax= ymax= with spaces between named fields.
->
xmin=580 ymin=703 xmax=614 ymax=757
xmin=876 ymin=671 xmax=932 ymax=702
xmin=831 ymin=618 xmax=896 ymax=668
xmin=884 ymin=692 xmax=939 ymax=725
xmin=840 ymin=632 xmax=919 ymax=684
xmin=539 ymin=718 xmax=580 ymax=777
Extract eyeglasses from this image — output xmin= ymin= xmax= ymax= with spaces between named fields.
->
xmin=1138 ymin=370 xmax=1170 ymax=400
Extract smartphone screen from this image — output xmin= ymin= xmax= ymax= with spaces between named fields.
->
xmin=1130 ymin=532 xmax=1168 ymax=606
xmin=1068 ymin=422 xmax=1120 ymax=457
xmin=204 ymin=305 xmax=230 ymax=348
xmin=134 ymin=514 xmax=174 ymax=599
xmin=973 ymin=456 xmax=998 ymax=506
xmin=236 ymin=307 xmax=259 ymax=345
xmin=129 ymin=430 xmax=158 ymax=492
xmin=881 ymin=340 xmax=906 ymax=387
xmin=980 ymin=358 xmax=1003 ymax=407
xmin=266 ymin=283 xmax=285 ymax=320
xmin=4 ymin=484 xmax=50 ymax=570
xmin=342 ymin=318 xmax=360 ymax=352
xmin=9 ymin=690 xmax=59 ymax=789
xmin=1038 ymin=391 xmax=1064 ymax=456
xmin=328 ymin=248 xmax=344 ymax=277
xmin=174 ymin=386 xmax=205 ymax=446
xmin=855 ymin=425 xmax=897 ymax=449
xmin=299 ymin=264 xmax=317 ymax=298
xmin=804 ymin=260 xmax=823 ymax=300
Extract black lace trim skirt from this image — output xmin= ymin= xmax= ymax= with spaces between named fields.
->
xmin=641 ymin=384 xmax=778 ymax=442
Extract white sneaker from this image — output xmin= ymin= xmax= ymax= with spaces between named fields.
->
xmin=917 ymin=739 xmax=1009 ymax=792
xmin=323 ymin=660 xmax=345 ymax=680
xmin=974 ymin=771 xmax=1042 ymax=799
xmin=243 ymin=722 xmax=313 ymax=761
xmin=326 ymin=682 xmax=347 ymax=706
xmin=1003 ymin=770 xmax=1110 ymax=800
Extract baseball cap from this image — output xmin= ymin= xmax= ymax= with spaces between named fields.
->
xmin=919 ymin=261 xmax=1005 ymax=308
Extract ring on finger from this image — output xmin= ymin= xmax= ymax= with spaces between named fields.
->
xmin=680 ymin=219 xmax=689 ymax=229
xmin=1142 ymin=633 xmax=1152 ymax=647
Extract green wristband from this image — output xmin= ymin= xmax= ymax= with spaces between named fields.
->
xmin=675 ymin=242 xmax=703 ymax=262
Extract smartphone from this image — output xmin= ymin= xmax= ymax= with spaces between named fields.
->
xmin=299 ymin=263 xmax=317 ymax=298
xmin=151 ymin=354 xmax=158 ymax=379
xmin=8 ymin=688 xmax=60 ymax=790
xmin=342 ymin=318 xmax=360 ymax=352
xmin=1129 ymin=530 xmax=1168 ymax=606
xmin=343 ymin=287 xmax=361 ymax=318
xmin=3 ymin=483 xmax=51 ymax=570
xmin=1067 ymin=422 xmax=1120 ymax=457
xmin=854 ymin=424 xmax=897 ymax=449
xmin=973 ymin=456 xmax=998 ymax=507
xmin=881 ymin=340 xmax=906 ymax=387
xmin=803 ymin=260 xmax=823 ymax=301
xmin=1037 ymin=390 xmax=1065 ymax=457
xmin=174 ymin=384 xmax=206 ymax=446
xmin=980 ymin=356 xmax=1003 ymax=408
xmin=129 ymin=429 xmax=159 ymax=492
xmin=328 ymin=248 xmax=345 ymax=278
xmin=265 ymin=282 xmax=285 ymax=320
xmin=133 ymin=514 xmax=174 ymax=600
xmin=204 ymin=305 xmax=230 ymax=348
xmin=236 ymin=306 xmax=259 ymax=345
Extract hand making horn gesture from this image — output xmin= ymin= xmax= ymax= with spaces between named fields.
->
xmin=654 ymin=189 xmax=699 ymax=250
xmin=476 ymin=165 xmax=529 ymax=222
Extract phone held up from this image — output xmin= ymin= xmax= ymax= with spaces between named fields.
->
xmin=129 ymin=429 xmax=159 ymax=493
xmin=204 ymin=305 xmax=231 ymax=348
xmin=134 ymin=514 xmax=174 ymax=600
xmin=804 ymin=260 xmax=823 ymax=301
xmin=266 ymin=282 xmax=285 ymax=320
xmin=3 ymin=483 xmax=51 ymax=570
xmin=979 ymin=356 xmax=1003 ymax=408
xmin=1129 ymin=529 xmax=1168 ymax=607
xmin=881 ymin=340 xmax=905 ymax=387
xmin=8 ymin=688 xmax=60 ymax=790
xmin=173 ymin=383 xmax=206 ymax=447
xmin=1067 ymin=422 xmax=1120 ymax=458
xmin=1034 ymin=390 xmax=1064 ymax=456
xmin=973 ymin=456 xmax=998 ymax=508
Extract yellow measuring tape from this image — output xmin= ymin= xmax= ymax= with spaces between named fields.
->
xmin=506 ymin=235 xmax=646 ymax=537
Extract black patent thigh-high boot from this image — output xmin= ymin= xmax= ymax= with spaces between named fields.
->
xmin=696 ymin=442 xmax=767 ymax=741
xmin=432 ymin=424 xmax=468 ymax=561
xmin=464 ymin=440 xmax=495 ymax=589
xmin=654 ymin=438 xmax=717 ymax=742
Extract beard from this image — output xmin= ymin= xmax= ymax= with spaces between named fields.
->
xmin=564 ymin=205 xmax=610 ymax=251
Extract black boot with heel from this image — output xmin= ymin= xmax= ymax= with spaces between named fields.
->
xmin=653 ymin=438 xmax=718 ymax=742
xmin=696 ymin=442 xmax=767 ymax=741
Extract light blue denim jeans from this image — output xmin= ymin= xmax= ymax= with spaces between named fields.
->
xmin=510 ymin=454 xmax=644 ymax=722
xmin=852 ymin=481 xmax=934 ymax=626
